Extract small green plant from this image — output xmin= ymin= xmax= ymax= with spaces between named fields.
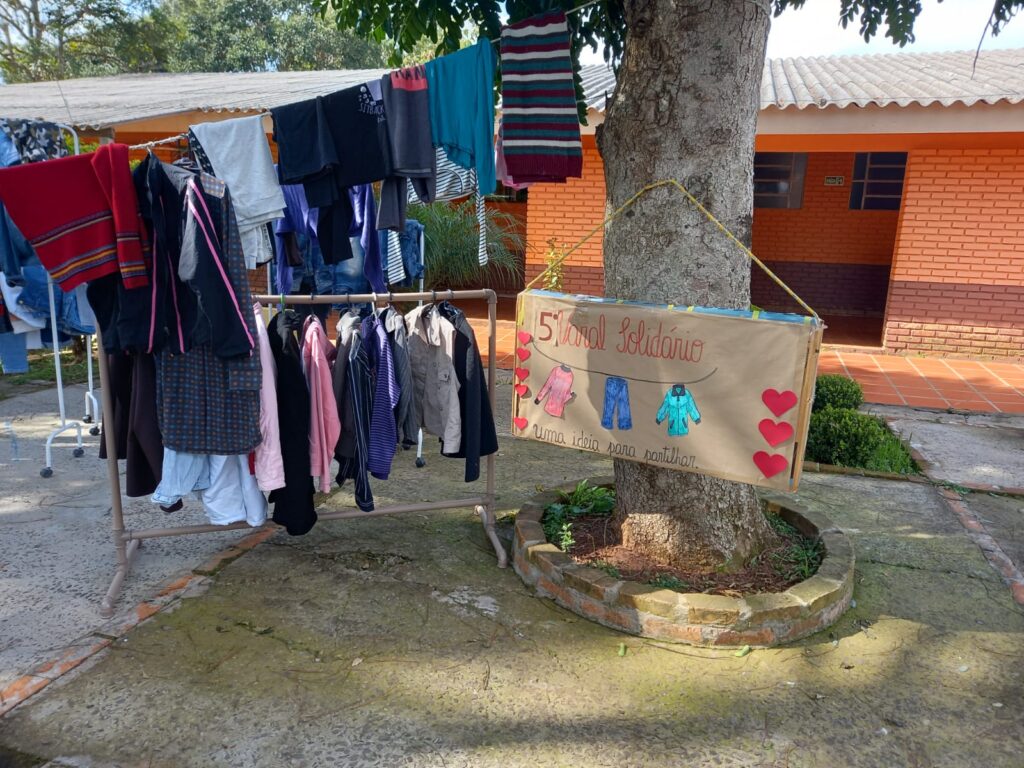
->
xmin=648 ymin=573 xmax=690 ymax=591
xmin=557 ymin=522 xmax=575 ymax=552
xmin=812 ymin=374 xmax=864 ymax=412
xmin=592 ymin=560 xmax=620 ymax=578
xmin=553 ymin=480 xmax=616 ymax=517
xmin=542 ymin=239 xmax=565 ymax=291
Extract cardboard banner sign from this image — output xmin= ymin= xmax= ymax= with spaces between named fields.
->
xmin=511 ymin=290 xmax=823 ymax=491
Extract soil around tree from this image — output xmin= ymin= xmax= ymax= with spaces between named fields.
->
xmin=562 ymin=511 xmax=823 ymax=596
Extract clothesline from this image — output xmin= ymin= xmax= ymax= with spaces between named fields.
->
xmin=127 ymin=0 xmax=602 ymax=152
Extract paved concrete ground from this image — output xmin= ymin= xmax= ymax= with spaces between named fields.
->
xmin=869 ymin=405 xmax=1024 ymax=492
xmin=0 ymin=384 xmax=256 ymax=694
xmin=1 ymin=379 xmax=1022 ymax=767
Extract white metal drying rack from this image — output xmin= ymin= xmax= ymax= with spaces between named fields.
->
xmin=96 ymin=288 xmax=506 ymax=618
xmin=38 ymin=123 xmax=100 ymax=477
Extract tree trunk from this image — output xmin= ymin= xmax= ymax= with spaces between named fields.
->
xmin=596 ymin=0 xmax=775 ymax=571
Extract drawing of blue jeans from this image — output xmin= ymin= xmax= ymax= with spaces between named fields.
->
xmin=601 ymin=376 xmax=632 ymax=430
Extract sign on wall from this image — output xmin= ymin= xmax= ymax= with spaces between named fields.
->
xmin=511 ymin=290 xmax=824 ymax=491
xmin=824 ymin=176 xmax=845 ymax=186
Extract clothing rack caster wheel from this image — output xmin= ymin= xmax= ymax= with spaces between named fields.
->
xmin=40 ymin=466 xmax=53 ymax=478
xmin=73 ymin=447 xmax=85 ymax=458
xmin=415 ymin=457 xmax=426 ymax=468
xmin=83 ymin=415 xmax=93 ymax=424
xmin=89 ymin=426 xmax=100 ymax=436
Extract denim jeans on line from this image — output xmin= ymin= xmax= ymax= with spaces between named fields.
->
xmin=601 ymin=376 xmax=633 ymax=431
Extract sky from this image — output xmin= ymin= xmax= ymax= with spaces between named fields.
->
xmin=579 ymin=0 xmax=1024 ymax=62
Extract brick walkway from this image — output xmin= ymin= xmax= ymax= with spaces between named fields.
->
xmin=472 ymin=317 xmax=1024 ymax=414
xmin=818 ymin=350 xmax=1024 ymax=413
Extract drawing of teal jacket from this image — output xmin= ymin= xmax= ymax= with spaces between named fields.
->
xmin=656 ymin=385 xmax=701 ymax=437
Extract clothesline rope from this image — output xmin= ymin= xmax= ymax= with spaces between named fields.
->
xmin=520 ymin=178 xmax=821 ymax=321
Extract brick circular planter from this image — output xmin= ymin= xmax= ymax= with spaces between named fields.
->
xmin=512 ymin=477 xmax=854 ymax=648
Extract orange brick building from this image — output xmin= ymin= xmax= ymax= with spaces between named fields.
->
xmin=530 ymin=51 xmax=1024 ymax=358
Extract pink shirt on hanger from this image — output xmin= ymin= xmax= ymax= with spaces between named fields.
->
xmin=252 ymin=303 xmax=286 ymax=492
xmin=302 ymin=315 xmax=341 ymax=493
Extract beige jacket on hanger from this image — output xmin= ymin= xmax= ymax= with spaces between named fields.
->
xmin=405 ymin=304 xmax=461 ymax=454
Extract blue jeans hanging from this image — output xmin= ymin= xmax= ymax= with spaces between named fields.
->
xmin=601 ymin=376 xmax=632 ymax=431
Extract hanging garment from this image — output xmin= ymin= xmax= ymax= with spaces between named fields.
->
xmin=189 ymin=116 xmax=286 ymax=269
xmin=179 ymin=175 xmax=257 ymax=359
xmin=202 ymin=454 xmax=268 ymax=526
xmin=0 ymin=275 xmax=46 ymax=332
xmin=0 ymin=119 xmax=69 ymax=164
xmin=410 ymin=149 xmax=487 ymax=266
xmin=0 ymin=332 xmax=27 ymax=373
xmin=273 ymin=83 xmax=391 ymax=267
xmin=0 ymin=130 xmax=20 ymax=167
xmin=0 ymin=202 xmax=36 ymax=279
xmin=335 ymin=324 xmax=375 ymax=511
xmin=424 ymin=40 xmax=497 ymax=196
xmin=495 ymin=125 xmax=532 ymax=191
xmin=380 ymin=218 xmax=425 ymax=287
xmin=499 ymin=11 xmax=583 ymax=184
xmin=155 ymin=173 xmax=261 ymax=456
xmin=274 ymin=179 xmax=319 ymax=295
xmin=405 ymin=304 xmax=461 ymax=454
xmin=302 ymin=314 xmax=340 ymax=493
xmin=380 ymin=306 xmax=418 ymax=447
xmin=253 ymin=304 xmax=285 ymax=493
xmin=152 ymin=448 xmax=211 ymax=507
xmin=99 ymin=352 xmax=164 ymax=497
xmin=437 ymin=302 xmax=497 ymax=481
xmin=535 ymin=365 xmax=575 ymax=418
xmin=601 ymin=376 xmax=632 ymax=431
xmin=268 ymin=310 xmax=317 ymax=535
xmin=378 ymin=65 xmax=436 ymax=231
xmin=362 ymin=312 xmax=400 ymax=480
xmin=656 ymin=384 xmax=702 ymax=437
xmin=0 ymin=145 xmax=148 ymax=290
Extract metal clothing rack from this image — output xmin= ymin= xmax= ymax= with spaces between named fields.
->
xmin=96 ymin=288 xmax=505 ymax=618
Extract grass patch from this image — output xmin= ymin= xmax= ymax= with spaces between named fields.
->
xmin=767 ymin=515 xmax=824 ymax=582
xmin=591 ymin=560 xmax=620 ymax=579
xmin=648 ymin=573 xmax=691 ymax=591
xmin=3 ymin=350 xmax=90 ymax=387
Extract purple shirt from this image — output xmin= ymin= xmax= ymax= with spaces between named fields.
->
xmin=273 ymin=179 xmax=318 ymax=294
xmin=362 ymin=313 xmax=399 ymax=479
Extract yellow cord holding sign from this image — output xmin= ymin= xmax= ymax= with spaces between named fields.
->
xmin=518 ymin=178 xmax=820 ymax=324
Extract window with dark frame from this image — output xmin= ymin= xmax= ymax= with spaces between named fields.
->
xmin=849 ymin=152 xmax=907 ymax=211
xmin=753 ymin=152 xmax=807 ymax=209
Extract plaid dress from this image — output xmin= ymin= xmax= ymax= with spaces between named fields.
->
xmin=156 ymin=173 xmax=261 ymax=455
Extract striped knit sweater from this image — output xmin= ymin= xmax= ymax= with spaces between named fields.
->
xmin=0 ymin=144 xmax=148 ymax=291
xmin=499 ymin=11 xmax=583 ymax=184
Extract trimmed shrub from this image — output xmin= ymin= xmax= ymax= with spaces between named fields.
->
xmin=812 ymin=374 xmax=863 ymax=412
xmin=807 ymin=406 xmax=887 ymax=467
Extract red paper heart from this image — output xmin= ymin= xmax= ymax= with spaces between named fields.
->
xmin=514 ymin=367 xmax=530 ymax=382
xmin=762 ymin=389 xmax=798 ymax=417
xmin=758 ymin=419 xmax=794 ymax=447
xmin=517 ymin=330 xmax=533 ymax=345
xmin=515 ymin=347 xmax=531 ymax=362
xmin=752 ymin=451 xmax=789 ymax=479
xmin=513 ymin=417 xmax=528 ymax=431
xmin=514 ymin=384 xmax=529 ymax=397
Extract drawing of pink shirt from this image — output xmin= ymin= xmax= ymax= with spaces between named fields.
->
xmin=535 ymin=365 xmax=575 ymax=417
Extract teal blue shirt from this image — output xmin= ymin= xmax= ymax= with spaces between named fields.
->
xmin=424 ymin=40 xmax=496 ymax=195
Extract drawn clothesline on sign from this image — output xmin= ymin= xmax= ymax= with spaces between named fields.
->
xmin=524 ymin=340 xmax=720 ymax=387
